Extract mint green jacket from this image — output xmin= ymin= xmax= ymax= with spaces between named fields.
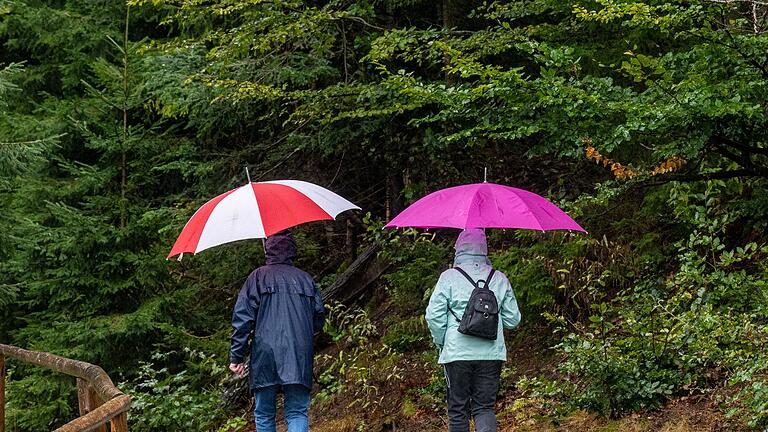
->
xmin=425 ymin=242 xmax=521 ymax=364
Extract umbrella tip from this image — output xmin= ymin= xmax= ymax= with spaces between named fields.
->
xmin=484 ymin=167 xmax=488 ymax=183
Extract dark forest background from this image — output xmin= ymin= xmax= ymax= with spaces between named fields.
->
xmin=1 ymin=0 xmax=768 ymax=430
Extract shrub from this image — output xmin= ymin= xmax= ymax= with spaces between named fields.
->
xmin=381 ymin=315 xmax=430 ymax=352
xmin=382 ymin=239 xmax=449 ymax=311
xmin=364 ymin=216 xmax=450 ymax=311
xmin=315 ymin=304 xmax=404 ymax=412
xmin=125 ymin=350 xmax=228 ymax=432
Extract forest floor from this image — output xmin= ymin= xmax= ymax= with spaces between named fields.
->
xmin=237 ymin=312 xmax=740 ymax=432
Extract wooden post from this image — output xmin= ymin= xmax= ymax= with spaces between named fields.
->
xmin=110 ymin=412 xmax=128 ymax=432
xmin=76 ymin=379 xmax=107 ymax=432
xmin=1 ymin=355 xmax=5 ymax=432
xmin=77 ymin=378 xmax=89 ymax=416
xmin=90 ymin=387 xmax=107 ymax=432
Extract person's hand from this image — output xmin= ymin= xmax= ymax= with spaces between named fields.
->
xmin=229 ymin=363 xmax=246 ymax=377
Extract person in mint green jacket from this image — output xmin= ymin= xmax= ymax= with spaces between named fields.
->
xmin=425 ymin=228 xmax=521 ymax=432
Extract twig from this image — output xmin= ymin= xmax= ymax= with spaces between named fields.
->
xmin=641 ymin=169 xmax=762 ymax=186
xmin=706 ymin=0 xmax=768 ymax=6
xmin=254 ymin=146 xmax=302 ymax=181
xmin=260 ymin=119 xmax=311 ymax=153
xmin=340 ymin=16 xmax=386 ymax=31
xmin=0 ymin=133 xmax=67 ymax=146
xmin=328 ymin=149 xmax=346 ymax=187
xmin=182 ymin=330 xmax=214 ymax=340
xmin=341 ymin=21 xmax=349 ymax=84
xmin=713 ymin=135 xmax=768 ymax=156
xmin=724 ymin=27 xmax=768 ymax=77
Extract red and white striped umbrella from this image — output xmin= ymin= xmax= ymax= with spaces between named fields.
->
xmin=168 ymin=180 xmax=360 ymax=259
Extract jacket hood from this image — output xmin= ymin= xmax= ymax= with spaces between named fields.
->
xmin=453 ymin=228 xmax=491 ymax=270
xmin=265 ymin=230 xmax=297 ymax=265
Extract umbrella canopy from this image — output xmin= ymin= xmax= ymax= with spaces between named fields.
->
xmin=168 ymin=180 xmax=359 ymax=258
xmin=384 ymin=182 xmax=585 ymax=232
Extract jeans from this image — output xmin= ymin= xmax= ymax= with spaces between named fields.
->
xmin=253 ymin=384 xmax=310 ymax=432
xmin=443 ymin=360 xmax=503 ymax=432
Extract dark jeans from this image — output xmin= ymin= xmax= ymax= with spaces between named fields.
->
xmin=443 ymin=360 xmax=503 ymax=432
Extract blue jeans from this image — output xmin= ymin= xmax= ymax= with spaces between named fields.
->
xmin=253 ymin=384 xmax=310 ymax=432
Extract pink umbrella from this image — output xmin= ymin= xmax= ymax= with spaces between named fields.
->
xmin=168 ymin=180 xmax=360 ymax=259
xmin=384 ymin=182 xmax=585 ymax=232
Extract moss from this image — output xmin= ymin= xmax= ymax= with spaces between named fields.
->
xmin=401 ymin=397 xmax=418 ymax=418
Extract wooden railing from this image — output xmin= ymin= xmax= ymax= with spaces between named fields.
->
xmin=0 ymin=344 xmax=130 ymax=432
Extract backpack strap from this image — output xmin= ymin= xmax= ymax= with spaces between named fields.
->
xmin=484 ymin=269 xmax=496 ymax=290
xmin=447 ymin=267 xmax=474 ymax=323
xmin=454 ymin=266 xmax=496 ymax=290
xmin=447 ymin=305 xmax=461 ymax=323
xmin=454 ymin=266 xmax=479 ymax=288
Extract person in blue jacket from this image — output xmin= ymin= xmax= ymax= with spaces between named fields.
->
xmin=426 ymin=228 xmax=521 ymax=432
xmin=229 ymin=230 xmax=325 ymax=432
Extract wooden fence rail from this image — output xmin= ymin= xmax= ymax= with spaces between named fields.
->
xmin=0 ymin=344 xmax=130 ymax=432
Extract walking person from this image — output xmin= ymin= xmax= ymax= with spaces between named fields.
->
xmin=426 ymin=228 xmax=521 ymax=432
xmin=229 ymin=230 xmax=326 ymax=432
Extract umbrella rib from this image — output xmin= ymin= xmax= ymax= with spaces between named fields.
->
xmin=465 ymin=186 xmax=484 ymax=230
xmin=518 ymin=192 xmax=546 ymax=231
xmin=525 ymin=194 xmax=547 ymax=232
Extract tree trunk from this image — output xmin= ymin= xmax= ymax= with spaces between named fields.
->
xmin=346 ymin=218 xmax=358 ymax=260
xmin=442 ymin=0 xmax=460 ymax=84
xmin=120 ymin=6 xmax=131 ymax=229
xmin=387 ymin=173 xmax=404 ymax=219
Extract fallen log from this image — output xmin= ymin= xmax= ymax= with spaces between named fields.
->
xmin=321 ymin=243 xmax=390 ymax=304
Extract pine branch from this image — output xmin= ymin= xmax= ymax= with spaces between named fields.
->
xmin=0 ymin=133 xmax=67 ymax=146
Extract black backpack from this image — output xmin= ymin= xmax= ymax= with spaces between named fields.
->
xmin=447 ymin=267 xmax=499 ymax=341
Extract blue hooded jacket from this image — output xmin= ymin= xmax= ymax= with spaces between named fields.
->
xmin=229 ymin=231 xmax=325 ymax=390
